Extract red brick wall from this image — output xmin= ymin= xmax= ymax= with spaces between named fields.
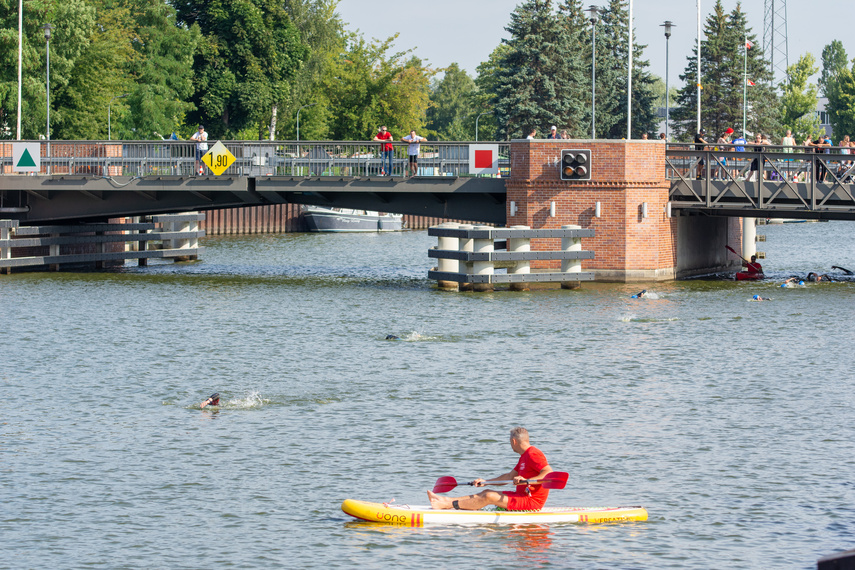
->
xmin=506 ymin=139 xmax=674 ymax=280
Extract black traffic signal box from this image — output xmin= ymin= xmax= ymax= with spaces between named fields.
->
xmin=560 ymin=149 xmax=592 ymax=181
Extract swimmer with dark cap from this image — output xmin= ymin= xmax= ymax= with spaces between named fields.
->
xmin=631 ymin=289 xmax=647 ymax=299
xmin=200 ymin=393 xmax=220 ymax=408
xmin=807 ymin=272 xmax=835 ymax=282
xmin=385 ymin=334 xmax=400 ymax=340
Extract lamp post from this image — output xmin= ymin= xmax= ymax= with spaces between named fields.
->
xmin=661 ymin=21 xmax=675 ymax=141
xmin=696 ymin=0 xmax=702 ymax=133
xmin=587 ymin=5 xmax=599 ymax=139
xmin=475 ymin=111 xmax=492 ymax=142
xmin=16 ymin=0 xmax=22 ymax=139
xmin=42 ymin=23 xmax=53 ymax=141
xmin=627 ymin=0 xmax=633 ymax=139
xmin=108 ymin=94 xmax=129 ymax=141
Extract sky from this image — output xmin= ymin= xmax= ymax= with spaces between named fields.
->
xmin=336 ymin=0 xmax=855 ymax=86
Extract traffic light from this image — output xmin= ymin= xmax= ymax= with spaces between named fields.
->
xmin=560 ymin=149 xmax=592 ymax=181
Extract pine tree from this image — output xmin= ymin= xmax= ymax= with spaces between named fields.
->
xmin=671 ymin=1 xmax=777 ymax=141
xmin=490 ymin=0 xmax=586 ymax=139
xmin=594 ymin=0 xmax=658 ymax=139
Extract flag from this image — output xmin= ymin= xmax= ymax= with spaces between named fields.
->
xmin=747 ymin=80 xmax=756 ymax=86
xmin=745 ymin=39 xmax=753 ymax=49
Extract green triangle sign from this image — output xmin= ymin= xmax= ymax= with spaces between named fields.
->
xmin=16 ymin=148 xmax=37 ymax=168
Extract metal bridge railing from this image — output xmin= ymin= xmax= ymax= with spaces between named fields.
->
xmin=666 ymin=143 xmax=855 ymax=213
xmin=0 ymin=141 xmax=510 ymax=179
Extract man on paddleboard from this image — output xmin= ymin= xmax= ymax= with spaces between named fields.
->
xmin=427 ymin=427 xmax=553 ymax=511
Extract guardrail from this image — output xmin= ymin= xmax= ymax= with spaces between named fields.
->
xmin=666 ymin=143 xmax=855 ymax=214
xmin=0 ymin=141 xmax=510 ymax=179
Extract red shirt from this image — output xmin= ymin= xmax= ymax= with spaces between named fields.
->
xmin=513 ymin=446 xmax=550 ymax=501
xmin=375 ymin=131 xmax=393 ymax=152
xmin=745 ymin=261 xmax=762 ymax=273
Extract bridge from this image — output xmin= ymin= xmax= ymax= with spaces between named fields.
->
xmin=2 ymin=140 xmax=854 ymax=224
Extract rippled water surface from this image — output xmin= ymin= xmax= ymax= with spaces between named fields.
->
xmin=2 ymin=222 xmax=854 ymax=568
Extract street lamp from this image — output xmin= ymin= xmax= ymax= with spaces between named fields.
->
xmin=661 ymin=21 xmax=675 ymax=142
xmin=108 ymin=93 xmax=129 ymax=141
xmin=475 ymin=111 xmax=492 ymax=142
xmin=586 ymin=5 xmax=599 ymax=139
xmin=42 ymin=23 xmax=53 ymax=141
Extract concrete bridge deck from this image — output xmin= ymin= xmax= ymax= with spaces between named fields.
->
xmin=1 ymin=140 xmax=854 ymax=224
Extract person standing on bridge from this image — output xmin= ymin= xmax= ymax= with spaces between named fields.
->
xmin=694 ymin=129 xmax=709 ymax=180
xmin=401 ymin=130 xmax=427 ymax=177
xmin=191 ymin=125 xmax=208 ymax=175
xmin=373 ymin=126 xmax=394 ymax=176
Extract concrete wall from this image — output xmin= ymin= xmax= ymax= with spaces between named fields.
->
xmin=675 ymin=215 xmax=743 ymax=278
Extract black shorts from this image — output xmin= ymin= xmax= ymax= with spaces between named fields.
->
xmin=408 ymin=155 xmax=418 ymax=165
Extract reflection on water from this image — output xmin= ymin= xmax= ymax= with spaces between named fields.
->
xmin=2 ymin=223 xmax=855 ymax=568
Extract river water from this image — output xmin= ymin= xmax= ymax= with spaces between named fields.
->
xmin=2 ymin=221 xmax=854 ymax=569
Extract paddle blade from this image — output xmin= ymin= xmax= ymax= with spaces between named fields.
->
xmin=725 ymin=245 xmax=738 ymax=255
xmin=432 ymin=476 xmax=458 ymax=493
xmin=540 ymin=472 xmax=569 ymax=490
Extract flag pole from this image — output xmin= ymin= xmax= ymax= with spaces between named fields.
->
xmin=743 ymin=37 xmax=748 ymax=137
xmin=16 ymin=0 xmax=22 ymax=140
xmin=627 ymin=0 xmax=633 ymax=139
xmin=696 ymin=0 xmax=701 ymax=133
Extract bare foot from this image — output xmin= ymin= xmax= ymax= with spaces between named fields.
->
xmin=427 ymin=490 xmax=452 ymax=509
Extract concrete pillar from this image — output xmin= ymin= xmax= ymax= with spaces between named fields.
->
xmin=560 ymin=224 xmax=582 ymax=289
xmin=436 ymin=222 xmax=460 ymax=290
xmin=508 ymin=225 xmax=531 ymax=292
xmin=742 ymin=217 xmax=756 ymax=260
xmin=458 ymin=224 xmax=474 ymax=291
xmin=472 ymin=225 xmax=494 ymax=293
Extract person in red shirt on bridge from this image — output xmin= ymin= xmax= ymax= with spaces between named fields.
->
xmin=427 ymin=427 xmax=554 ymax=511
xmin=743 ymin=255 xmax=762 ymax=274
xmin=373 ymin=126 xmax=394 ymax=176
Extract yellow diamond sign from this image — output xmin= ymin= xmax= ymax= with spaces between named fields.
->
xmin=201 ymin=141 xmax=236 ymax=176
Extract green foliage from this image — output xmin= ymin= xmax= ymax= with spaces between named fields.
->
xmin=174 ymin=0 xmax=309 ymax=138
xmin=490 ymin=0 xmax=586 ymax=139
xmin=779 ymin=53 xmax=822 ymax=142
xmin=671 ymin=0 xmax=778 ymax=141
xmin=471 ymin=44 xmax=511 ymax=141
xmin=427 ymin=63 xmax=477 ymax=140
xmin=819 ymin=40 xmax=848 ymax=98
xmin=595 ymin=0 xmax=658 ymax=139
xmin=826 ymin=59 xmax=855 ymax=138
xmin=322 ymin=34 xmax=434 ymax=141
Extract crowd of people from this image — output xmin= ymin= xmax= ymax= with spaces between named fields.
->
xmin=689 ymin=127 xmax=854 ymax=182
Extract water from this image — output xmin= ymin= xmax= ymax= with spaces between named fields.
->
xmin=2 ymin=222 xmax=854 ymax=569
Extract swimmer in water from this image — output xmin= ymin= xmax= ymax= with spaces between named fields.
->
xmin=831 ymin=265 xmax=854 ymax=275
xmin=807 ymin=272 xmax=835 ymax=282
xmin=781 ymin=277 xmax=805 ymax=287
xmin=385 ymin=334 xmax=400 ymax=340
xmin=631 ymin=289 xmax=647 ymax=299
xmin=752 ymin=295 xmax=770 ymax=301
xmin=200 ymin=393 xmax=220 ymax=408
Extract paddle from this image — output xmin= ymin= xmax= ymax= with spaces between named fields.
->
xmin=432 ymin=472 xmax=569 ymax=493
xmin=726 ymin=245 xmax=762 ymax=273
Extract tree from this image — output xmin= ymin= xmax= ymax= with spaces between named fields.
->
xmin=427 ymin=63 xmax=477 ymax=140
xmin=322 ymin=34 xmax=433 ymax=141
xmin=471 ymin=43 xmax=511 ymax=141
xmin=779 ymin=53 xmax=822 ymax=142
xmin=490 ymin=0 xmax=586 ymax=139
xmin=826 ymin=60 xmax=855 ymax=138
xmin=819 ymin=40 xmax=848 ymax=98
xmin=173 ymin=0 xmax=309 ymax=138
xmin=120 ymin=0 xmax=199 ymax=140
xmin=671 ymin=0 xmax=778 ymax=141
xmin=595 ymin=0 xmax=658 ymax=139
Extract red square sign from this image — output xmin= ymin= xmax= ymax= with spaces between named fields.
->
xmin=474 ymin=149 xmax=493 ymax=169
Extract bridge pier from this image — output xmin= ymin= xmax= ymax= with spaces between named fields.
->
xmin=507 ymin=139 xmax=740 ymax=282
